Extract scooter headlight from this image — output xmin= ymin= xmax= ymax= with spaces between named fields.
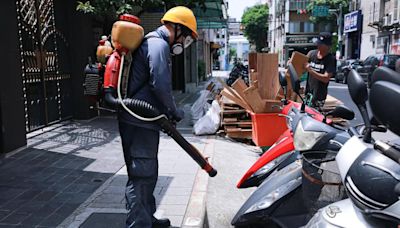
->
xmin=293 ymin=121 xmax=326 ymax=151
xmin=245 ymin=176 xmax=302 ymax=213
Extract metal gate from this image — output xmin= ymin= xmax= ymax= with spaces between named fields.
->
xmin=16 ymin=0 xmax=72 ymax=132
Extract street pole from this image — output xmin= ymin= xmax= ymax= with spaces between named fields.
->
xmin=338 ymin=4 xmax=343 ymax=59
xmin=329 ymin=4 xmax=343 ymax=58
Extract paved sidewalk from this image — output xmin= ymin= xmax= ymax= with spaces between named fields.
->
xmin=0 ymin=117 xmax=122 ymax=228
xmin=0 ymin=82 xmax=212 ymax=228
xmin=60 ymin=132 xmax=211 ymax=228
xmin=0 ymin=76 xmax=259 ymax=228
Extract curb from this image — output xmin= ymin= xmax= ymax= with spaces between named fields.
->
xmin=182 ymin=136 xmax=216 ymax=228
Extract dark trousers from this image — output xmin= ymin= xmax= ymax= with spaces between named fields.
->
xmin=119 ymin=122 xmax=160 ymax=228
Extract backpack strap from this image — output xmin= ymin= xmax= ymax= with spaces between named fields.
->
xmin=122 ymin=34 xmax=164 ymax=98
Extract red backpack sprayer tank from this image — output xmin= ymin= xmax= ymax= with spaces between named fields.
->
xmin=101 ymin=14 xmax=217 ymax=177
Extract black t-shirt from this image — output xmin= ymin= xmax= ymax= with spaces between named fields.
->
xmin=306 ymin=50 xmax=336 ymax=102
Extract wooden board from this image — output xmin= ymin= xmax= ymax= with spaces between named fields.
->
xmin=289 ymin=51 xmax=309 ymax=76
xmin=257 ymin=53 xmax=280 ymax=100
xmin=226 ymin=130 xmax=252 ymax=139
xmin=220 ymin=89 xmax=249 ymax=110
xmin=249 ymin=72 xmax=258 ymax=86
xmin=324 ymin=95 xmax=343 ymax=106
xmin=249 ymin=52 xmax=257 ymax=72
xmin=224 ymin=126 xmax=253 ymax=139
xmin=263 ymin=99 xmax=283 ymax=113
xmin=253 ymin=80 xmax=259 ymax=89
xmin=285 ymin=51 xmax=309 ymax=99
xmin=222 ymin=121 xmax=252 ymax=125
xmin=223 ymin=118 xmax=238 ymax=123
xmin=243 ymin=86 xmax=265 ymax=113
xmin=222 ymin=109 xmax=247 ymax=114
xmin=231 ymin=78 xmax=252 ymax=110
xmin=217 ymin=78 xmax=253 ymax=111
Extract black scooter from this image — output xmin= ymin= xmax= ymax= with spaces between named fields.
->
xmin=231 ymin=63 xmax=358 ymax=227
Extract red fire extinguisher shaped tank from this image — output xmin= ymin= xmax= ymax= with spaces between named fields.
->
xmin=104 ymin=50 xmax=121 ymax=89
xmin=104 ymin=51 xmax=122 ymax=89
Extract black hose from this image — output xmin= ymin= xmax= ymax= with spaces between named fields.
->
xmin=104 ymin=88 xmax=160 ymax=118
xmin=104 ymin=88 xmax=217 ymax=177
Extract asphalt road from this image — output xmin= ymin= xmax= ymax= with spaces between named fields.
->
xmin=328 ymin=80 xmax=397 ymax=141
xmin=328 ymin=81 xmax=363 ymax=125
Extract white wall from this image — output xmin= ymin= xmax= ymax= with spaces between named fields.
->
xmin=360 ymin=0 xmax=380 ymax=59
xmin=229 ymin=35 xmax=250 ymax=61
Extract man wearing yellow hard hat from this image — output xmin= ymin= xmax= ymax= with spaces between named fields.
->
xmin=118 ymin=6 xmax=197 ymax=228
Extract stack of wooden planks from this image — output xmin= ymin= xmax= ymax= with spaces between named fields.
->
xmin=219 ymin=96 xmax=252 ymax=139
xmin=217 ymin=53 xmax=286 ymax=140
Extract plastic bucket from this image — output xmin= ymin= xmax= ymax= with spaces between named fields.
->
xmin=250 ymin=112 xmax=287 ymax=147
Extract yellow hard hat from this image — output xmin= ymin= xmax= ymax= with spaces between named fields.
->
xmin=161 ymin=6 xmax=198 ymax=39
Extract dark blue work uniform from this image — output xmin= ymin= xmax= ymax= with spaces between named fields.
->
xmin=118 ymin=26 xmax=182 ymax=228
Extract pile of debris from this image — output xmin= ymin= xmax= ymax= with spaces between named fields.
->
xmin=191 ymin=51 xmax=345 ymax=144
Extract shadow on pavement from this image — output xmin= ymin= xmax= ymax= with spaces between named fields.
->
xmin=0 ymin=149 xmax=112 ymax=227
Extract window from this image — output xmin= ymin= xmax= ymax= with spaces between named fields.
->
xmin=289 ymin=22 xmax=301 ymax=33
xmin=304 ymin=22 xmax=315 ymax=33
xmin=394 ymin=0 xmax=400 ymax=22
xmin=364 ymin=56 xmax=372 ymax=65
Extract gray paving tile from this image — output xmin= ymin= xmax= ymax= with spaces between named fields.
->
xmin=0 ymin=211 xmax=30 ymax=225
xmin=157 ymin=195 xmax=190 ymax=205
xmin=157 ymin=205 xmax=188 ymax=216
xmin=79 ymin=213 xmax=125 ymax=228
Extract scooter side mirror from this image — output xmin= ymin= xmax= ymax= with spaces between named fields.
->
xmin=347 ymin=69 xmax=371 ymax=142
xmin=347 ymin=69 xmax=368 ymax=105
xmin=279 ymin=71 xmax=287 ymax=87
xmin=327 ymin=105 xmax=355 ymax=121
xmin=287 ymin=63 xmax=301 ymax=95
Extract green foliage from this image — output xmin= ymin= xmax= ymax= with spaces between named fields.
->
xmin=76 ymin=0 xmax=206 ymax=18
xmin=76 ymin=1 xmax=95 ymax=13
xmin=307 ymin=0 xmax=349 ymax=23
xmin=241 ymin=4 xmax=269 ymax=52
xmin=229 ymin=48 xmax=237 ymax=61
xmin=330 ymin=34 xmax=338 ymax=53
xmin=198 ymin=60 xmax=206 ymax=79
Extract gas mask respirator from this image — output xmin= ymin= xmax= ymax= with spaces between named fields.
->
xmin=171 ymin=25 xmax=194 ymax=55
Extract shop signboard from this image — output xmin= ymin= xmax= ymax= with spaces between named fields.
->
xmin=344 ymin=10 xmax=361 ymax=33
xmin=286 ymin=35 xmax=318 ymax=45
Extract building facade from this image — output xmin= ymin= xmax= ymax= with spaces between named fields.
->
xmin=349 ymin=0 xmax=400 ymax=60
xmin=268 ymin=0 xmax=333 ymax=66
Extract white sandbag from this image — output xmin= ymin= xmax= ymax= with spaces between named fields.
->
xmin=193 ymin=100 xmax=221 ymax=135
xmin=191 ymin=90 xmax=211 ymax=122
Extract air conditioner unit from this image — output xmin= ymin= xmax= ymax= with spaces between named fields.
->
xmin=388 ymin=13 xmax=393 ymax=25
xmin=383 ymin=16 xmax=389 ymax=26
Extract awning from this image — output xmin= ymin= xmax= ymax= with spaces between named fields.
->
xmin=192 ymin=0 xmax=228 ymax=29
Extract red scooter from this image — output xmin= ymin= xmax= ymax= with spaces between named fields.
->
xmin=237 ymin=73 xmax=331 ymax=188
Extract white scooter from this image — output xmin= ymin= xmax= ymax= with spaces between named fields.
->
xmin=304 ymin=67 xmax=400 ymax=227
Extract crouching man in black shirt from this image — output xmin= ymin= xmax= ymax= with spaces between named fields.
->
xmin=304 ymin=32 xmax=336 ymax=110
